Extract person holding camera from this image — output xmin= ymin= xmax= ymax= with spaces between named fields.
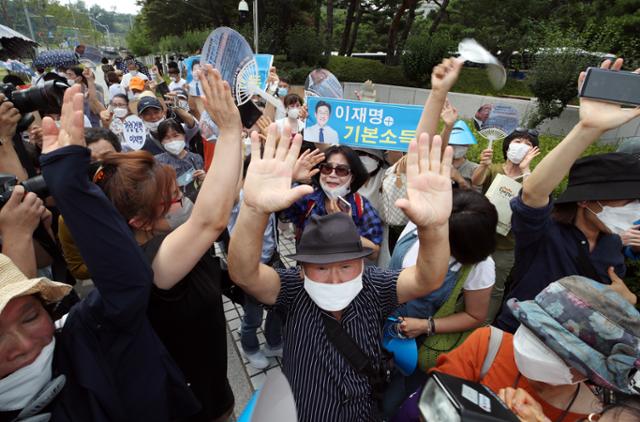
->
xmin=0 ymin=82 xmax=202 ymax=421
xmin=228 ymin=122 xmax=453 ymax=421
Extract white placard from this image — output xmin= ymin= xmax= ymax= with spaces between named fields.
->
xmin=485 ymin=173 xmax=523 ymax=236
xmin=122 ymin=115 xmax=146 ymax=151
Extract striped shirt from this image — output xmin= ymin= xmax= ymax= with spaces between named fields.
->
xmin=275 ymin=266 xmax=400 ymax=421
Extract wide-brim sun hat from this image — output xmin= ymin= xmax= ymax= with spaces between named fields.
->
xmin=555 ymin=152 xmax=640 ymax=204
xmin=508 ymin=275 xmax=640 ymax=394
xmin=288 ymin=213 xmax=373 ymax=264
xmin=0 ymin=254 xmax=71 ymax=314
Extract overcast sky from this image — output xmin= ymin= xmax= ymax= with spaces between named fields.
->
xmin=66 ymin=0 xmax=141 ymax=16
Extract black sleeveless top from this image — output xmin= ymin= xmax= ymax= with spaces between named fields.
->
xmin=142 ymin=235 xmax=234 ymax=421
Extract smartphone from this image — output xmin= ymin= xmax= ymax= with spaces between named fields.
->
xmin=579 ymin=67 xmax=640 ymax=106
xmin=238 ymin=100 xmax=263 ymax=129
xmin=336 ymin=196 xmax=352 ymax=213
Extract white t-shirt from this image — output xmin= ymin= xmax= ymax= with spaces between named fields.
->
xmin=275 ymin=117 xmax=305 ymax=135
xmin=169 ymin=79 xmax=187 ymax=91
xmin=398 ymin=222 xmax=495 ymax=291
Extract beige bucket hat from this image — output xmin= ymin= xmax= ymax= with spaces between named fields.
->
xmin=0 ymin=254 xmax=72 ymax=315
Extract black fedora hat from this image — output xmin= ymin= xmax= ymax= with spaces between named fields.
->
xmin=555 ymin=152 xmax=640 ymax=204
xmin=288 ymin=213 xmax=373 ymax=264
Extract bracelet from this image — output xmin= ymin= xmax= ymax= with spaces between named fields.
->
xmin=426 ymin=317 xmax=436 ymax=337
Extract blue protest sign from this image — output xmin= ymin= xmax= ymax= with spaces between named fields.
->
xmin=303 ymin=97 xmax=423 ymax=151
xmin=254 ymin=54 xmax=273 ymax=91
xmin=449 ymin=120 xmax=477 ymax=145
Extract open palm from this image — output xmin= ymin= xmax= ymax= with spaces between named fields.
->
xmin=41 ymin=84 xmax=85 ymax=154
xmin=396 ymin=134 xmax=453 ymax=227
xmin=243 ymin=124 xmax=313 ymax=213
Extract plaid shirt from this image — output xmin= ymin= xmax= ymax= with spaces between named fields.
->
xmin=283 ymin=188 xmax=383 ymax=245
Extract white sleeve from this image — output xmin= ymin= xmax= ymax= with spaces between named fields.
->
xmin=463 ymin=256 xmax=495 ymax=291
xmin=401 ymin=241 xmax=420 ymax=269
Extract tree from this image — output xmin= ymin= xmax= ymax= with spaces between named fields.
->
xmin=385 ymin=0 xmax=419 ymax=65
xmin=339 ymin=0 xmax=357 ymax=55
xmin=325 ymin=0 xmax=334 ymax=55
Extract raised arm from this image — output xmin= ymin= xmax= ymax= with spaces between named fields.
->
xmin=152 ymin=66 xmax=243 ymax=289
xmin=439 ymin=99 xmax=458 ymax=149
xmin=522 ymin=58 xmax=640 ymax=208
xmin=415 ymin=58 xmax=464 ymax=140
xmin=228 ymin=124 xmax=313 ymax=305
xmin=396 ymin=133 xmax=453 ymax=304
xmin=40 ymin=85 xmax=152 ymax=328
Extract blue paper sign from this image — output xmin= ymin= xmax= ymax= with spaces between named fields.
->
xmin=303 ymin=97 xmax=423 ymax=151
xmin=449 ymin=120 xmax=477 ymax=145
xmin=254 ymin=54 xmax=273 ymax=91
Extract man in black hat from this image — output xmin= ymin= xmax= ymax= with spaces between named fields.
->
xmin=494 ymin=58 xmax=640 ymax=333
xmin=136 ymin=96 xmax=198 ymax=155
xmin=228 ymin=123 xmax=453 ymax=421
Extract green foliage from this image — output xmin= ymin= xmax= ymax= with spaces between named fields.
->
xmin=285 ymin=25 xmax=327 ymax=67
xmin=456 ymin=68 xmax=533 ymax=98
xmin=326 ymin=56 xmax=409 ymax=86
xmin=463 ymin=121 xmax=617 ymax=197
xmin=157 ymin=29 xmax=210 ymax=54
xmin=401 ymin=33 xmax=453 ymax=86
xmin=126 ymin=15 xmax=153 ymax=56
xmin=525 ymin=25 xmax=598 ymax=127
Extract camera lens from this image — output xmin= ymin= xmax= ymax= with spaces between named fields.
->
xmin=21 ymin=175 xmax=48 ymax=199
xmin=10 ymin=80 xmax=68 ymax=116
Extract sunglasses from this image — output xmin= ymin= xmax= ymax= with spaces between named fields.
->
xmin=319 ymin=163 xmax=351 ymax=177
xmin=514 ymin=127 xmax=539 ymax=139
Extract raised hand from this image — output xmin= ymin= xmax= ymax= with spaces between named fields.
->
xmin=440 ymin=98 xmax=459 ymax=127
xmin=0 ymin=94 xmax=20 ymax=142
xmin=578 ymin=58 xmax=640 ymax=132
xmin=498 ymin=387 xmax=551 ymax=422
xmin=395 ymin=133 xmax=453 ymax=228
xmin=292 ymin=148 xmax=325 ymax=182
xmin=41 ymin=84 xmax=85 ymax=154
xmin=479 ymin=147 xmax=493 ymax=166
xmin=197 ymin=64 xmax=241 ymax=132
xmin=243 ymin=123 xmax=313 ymax=214
xmin=431 ymin=57 xmax=464 ymax=93
xmin=519 ymin=146 xmax=540 ymax=171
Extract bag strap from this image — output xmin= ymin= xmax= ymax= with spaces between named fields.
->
xmin=433 ymin=264 xmax=473 ymax=318
xmin=321 ymin=313 xmax=377 ymax=379
xmin=480 ymin=326 xmax=503 ymax=381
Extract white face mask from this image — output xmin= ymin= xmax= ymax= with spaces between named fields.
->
xmin=359 ymin=155 xmax=379 ymax=174
xmin=144 ymin=117 xmax=164 ymax=133
xmin=129 ymin=70 xmax=138 ymax=76
xmin=287 ymin=107 xmax=300 ymax=120
xmin=594 ymin=201 xmax=640 ymax=235
xmin=166 ymin=196 xmax=194 ymax=230
xmin=303 ymin=268 xmax=363 ymax=311
xmin=452 ymin=145 xmax=469 ymax=160
xmin=513 ymin=325 xmax=579 ymax=386
xmin=506 ymin=142 xmax=531 ymax=164
xmin=66 ymin=79 xmax=75 ymax=86
xmin=320 ymin=178 xmax=351 ymax=200
xmin=113 ymin=107 xmax=128 ymax=119
xmin=0 ymin=338 xmax=55 ymax=411
xmin=164 ymin=139 xmax=185 ymax=155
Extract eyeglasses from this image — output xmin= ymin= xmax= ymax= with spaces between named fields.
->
xmin=514 ymin=127 xmax=539 ymax=138
xmin=319 ymin=163 xmax=351 ymax=177
xmin=162 ymin=194 xmax=184 ymax=207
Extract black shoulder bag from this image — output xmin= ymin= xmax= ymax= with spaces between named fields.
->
xmin=321 ymin=313 xmax=393 ymax=411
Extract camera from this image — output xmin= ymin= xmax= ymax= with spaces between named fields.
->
xmin=0 ymin=79 xmax=69 ymax=131
xmin=0 ymin=173 xmax=49 ymax=208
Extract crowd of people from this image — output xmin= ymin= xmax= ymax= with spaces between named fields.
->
xmin=0 ymin=45 xmax=637 ymax=422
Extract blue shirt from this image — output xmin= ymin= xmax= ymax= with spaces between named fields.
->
xmin=283 ymin=188 xmax=384 ymax=245
xmin=494 ymin=193 xmax=626 ymax=333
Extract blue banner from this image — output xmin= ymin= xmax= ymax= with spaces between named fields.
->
xmin=254 ymin=54 xmax=273 ymax=91
xmin=303 ymin=97 xmax=423 ymax=151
